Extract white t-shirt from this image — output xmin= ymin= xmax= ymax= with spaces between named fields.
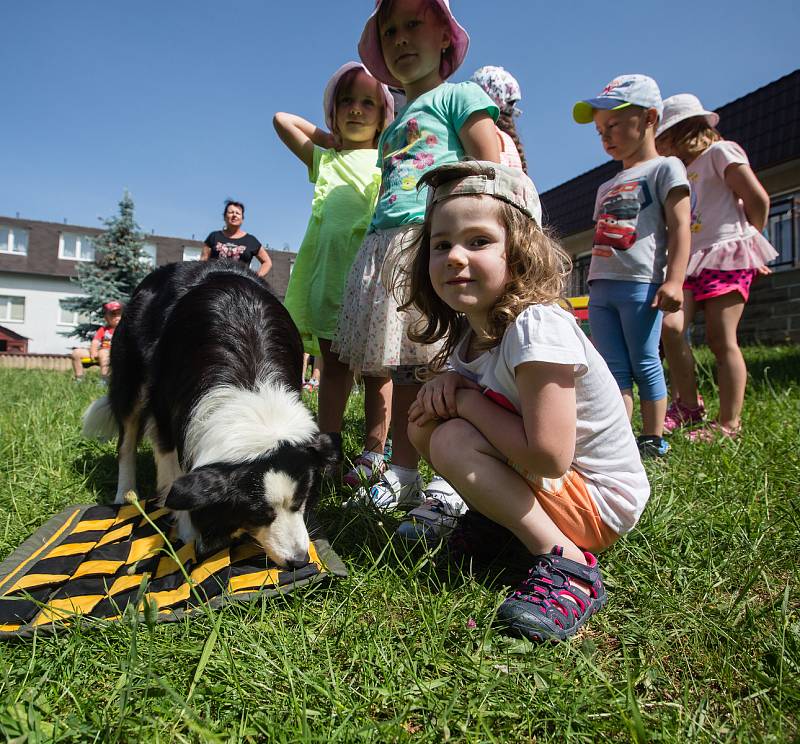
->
xmin=449 ymin=304 xmax=650 ymax=535
xmin=590 ymin=156 xmax=689 ymax=284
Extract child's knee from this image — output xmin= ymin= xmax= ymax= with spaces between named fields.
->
xmin=429 ymin=418 xmax=482 ymax=465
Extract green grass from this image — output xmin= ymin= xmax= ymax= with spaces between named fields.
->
xmin=0 ymin=346 xmax=798 ymax=742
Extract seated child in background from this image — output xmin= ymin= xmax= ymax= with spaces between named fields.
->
xmin=274 ymin=62 xmax=395 ymax=459
xmin=70 ymin=300 xmax=122 ymax=383
xmin=573 ymin=75 xmax=691 ymax=458
xmin=656 ymin=94 xmax=777 ymax=440
xmin=400 ymin=160 xmax=650 ymax=642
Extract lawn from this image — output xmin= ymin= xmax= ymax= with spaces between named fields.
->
xmin=0 ymin=346 xmax=798 ymax=742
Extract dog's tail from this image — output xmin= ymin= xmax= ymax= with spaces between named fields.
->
xmin=82 ymin=396 xmax=117 ymax=441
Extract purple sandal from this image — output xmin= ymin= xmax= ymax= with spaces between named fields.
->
xmin=498 ymin=546 xmax=607 ymax=642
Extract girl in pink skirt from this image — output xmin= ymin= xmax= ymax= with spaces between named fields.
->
xmin=656 ymin=94 xmax=777 ymax=440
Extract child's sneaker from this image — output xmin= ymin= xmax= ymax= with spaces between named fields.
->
xmin=663 ymin=397 xmax=705 ymax=433
xmin=637 ymin=435 xmax=670 ymax=458
xmin=497 ymin=547 xmax=607 ymax=642
xmin=342 ymin=453 xmax=386 ymax=488
xmin=395 ymin=477 xmax=467 ymax=544
xmin=302 ymin=378 xmax=320 ymax=392
xmin=345 ymin=469 xmax=423 ymax=511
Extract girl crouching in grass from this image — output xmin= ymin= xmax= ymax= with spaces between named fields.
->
xmin=398 ymin=160 xmax=650 ymax=642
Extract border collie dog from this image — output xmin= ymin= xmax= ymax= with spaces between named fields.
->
xmin=83 ymin=261 xmax=336 ymax=567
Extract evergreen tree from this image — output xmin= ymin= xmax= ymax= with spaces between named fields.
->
xmin=63 ymin=191 xmax=151 ymax=340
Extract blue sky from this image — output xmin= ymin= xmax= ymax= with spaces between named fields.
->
xmin=2 ymin=1 xmax=797 ymax=251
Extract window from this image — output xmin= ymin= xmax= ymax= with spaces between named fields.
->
xmin=140 ymin=242 xmax=157 ymax=268
xmin=0 ymin=295 xmax=25 ymax=322
xmin=767 ymin=193 xmax=800 ymax=270
xmin=59 ymin=233 xmax=96 ymax=261
xmin=58 ymin=300 xmax=91 ymax=326
xmin=183 ymin=246 xmax=201 ymax=262
xmin=0 ymin=226 xmax=28 ymax=255
xmin=566 ymin=253 xmax=591 ymax=297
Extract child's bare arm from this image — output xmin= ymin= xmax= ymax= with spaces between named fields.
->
xmin=273 ymin=113 xmax=338 ymax=169
xmin=459 ymin=111 xmax=501 ymax=162
xmin=89 ymin=337 xmax=101 ymax=361
xmin=454 ymin=362 xmax=576 ymax=478
xmin=725 ymin=163 xmax=770 ymax=231
xmin=653 ymin=186 xmax=691 ymax=313
xmin=408 ymin=371 xmax=481 ymax=424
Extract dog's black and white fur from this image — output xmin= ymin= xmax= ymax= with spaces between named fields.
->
xmin=83 ymin=261 xmax=336 ymax=567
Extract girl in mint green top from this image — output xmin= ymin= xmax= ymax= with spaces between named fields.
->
xmin=332 ymin=0 xmax=502 ymax=523
xmin=274 ymin=62 xmax=395 ymax=443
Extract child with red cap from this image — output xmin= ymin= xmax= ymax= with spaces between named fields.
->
xmin=70 ymin=301 xmax=122 ymax=384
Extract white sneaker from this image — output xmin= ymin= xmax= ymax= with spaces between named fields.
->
xmin=345 ymin=469 xmax=423 ymax=511
xmin=395 ymin=477 xmax=467 ymax=544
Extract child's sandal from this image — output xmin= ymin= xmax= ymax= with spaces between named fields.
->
xmin=497 ymin=546 xmax=607 ymax=642
xmin=685 ymin=421 xmax=740 ymax=442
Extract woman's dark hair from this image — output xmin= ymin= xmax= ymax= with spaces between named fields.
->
xmin=223 ymin=200 xmax=245 ymax=219
xmin=497 ymin=110 xmax=528 ymax=174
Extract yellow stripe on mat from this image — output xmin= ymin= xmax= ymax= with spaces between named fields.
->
xmin=71 ymin=518 xmax=116 ymax=534
xmin=127 ymin=534 xmax=164 ymax=563
xmin=139 ymin=507 xmax=170 ymax=526
xmin=228 ymin=569 xmax=281 ymax=593
xmin=0 ymin=508 xmax=82 ymax=591
xmin=96 ymin=523 xmax=134 ymax=547
xmin=155 ymin=543 xmax=195 ymax=579
xmin=32 ymin=595 xmax=105 ymax=625
xmin=6 ymin=573 xmax=72 ymax=594
xmin=46 ymin=542 xmax=99 ymax=558
xmin=107 ymin=573 xmax=150 ymax=596
xmin=0 ymin=624 xmax=21 ymax=632
xmin=73 ymin=560 xmax=124 ymax=578
xmin=146 ymin=583 xmax=191 ymax=609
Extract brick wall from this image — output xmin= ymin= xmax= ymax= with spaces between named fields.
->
xmin=691 ymin=268 xmax=800 ymax=345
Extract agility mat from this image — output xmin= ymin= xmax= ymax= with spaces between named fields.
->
xmin=0 ymin=500 xmax=347 ymax=638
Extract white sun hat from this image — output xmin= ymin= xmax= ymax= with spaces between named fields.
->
xmin=657 ymin=94 xmax=720 ymax=137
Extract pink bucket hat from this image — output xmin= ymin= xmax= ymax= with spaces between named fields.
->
xmin=322 ymin=61 xmax=396 ymax=133
xmin=358 ymin=0 xmax=470 ymax=88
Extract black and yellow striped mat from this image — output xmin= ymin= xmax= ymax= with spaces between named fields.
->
xmin=0 ymin=500 xmax=346 ymax=638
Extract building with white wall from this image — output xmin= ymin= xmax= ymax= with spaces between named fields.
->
xmin=0 ymin=217 xmax=296 ymax=354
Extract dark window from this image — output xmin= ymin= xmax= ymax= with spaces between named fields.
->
xmin=567 ymin=254 xmax=591 ymax=297
xmin=0 ymin=340 xmax=7 ymax=352
xmin=767 ymin=193 xmax=800 ymax=270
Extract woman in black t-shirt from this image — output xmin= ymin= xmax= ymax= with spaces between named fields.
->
xmin=201 ymin=200 xmax=272 ymax=277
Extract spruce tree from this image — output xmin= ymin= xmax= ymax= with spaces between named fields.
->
xmin=63 ymin=191 xmax=151 ymax=340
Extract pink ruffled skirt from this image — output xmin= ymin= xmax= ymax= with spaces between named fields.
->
xmin=686 ymin=230 xmax=777 ymax=277
xmin=332 ymin=225 xmax=443 ymax=377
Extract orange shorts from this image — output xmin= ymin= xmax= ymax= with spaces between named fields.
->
xmin=511 ymin=465 xmax=618 ymax=554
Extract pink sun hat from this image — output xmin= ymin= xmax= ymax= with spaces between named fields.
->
xmin=322 ymin=61 xmax=396 ymax=132
xmin=358 ymin=0 xmax=470 ymax=88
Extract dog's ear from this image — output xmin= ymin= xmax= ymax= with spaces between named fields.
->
xmin=307 ymin=433 xmax=340 ymax=469
xmin=165 ymin=467 xmax=230 ymax=511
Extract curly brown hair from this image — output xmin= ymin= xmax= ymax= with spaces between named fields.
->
xmin=391 ymin=196 xmax=571 ymax=373
xmin=657 ymin=116 xmax=722 ymax=163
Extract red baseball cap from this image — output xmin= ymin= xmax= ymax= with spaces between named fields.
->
xmin=103 ymin=301 xmax=122 ymax=312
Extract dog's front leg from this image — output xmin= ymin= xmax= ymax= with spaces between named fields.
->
xmin=115 ymin=410 xmax=141 ymax=504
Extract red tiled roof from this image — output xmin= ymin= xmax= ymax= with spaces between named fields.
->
xmin=541 ymin=69 xmax=800 ymax=238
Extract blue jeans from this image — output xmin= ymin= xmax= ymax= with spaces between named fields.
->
xmin=588 ymin=280 xmax=667 ymax=401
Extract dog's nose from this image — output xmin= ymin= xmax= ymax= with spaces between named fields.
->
xmin=283 ymin=553 xmax=310 ymax=570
